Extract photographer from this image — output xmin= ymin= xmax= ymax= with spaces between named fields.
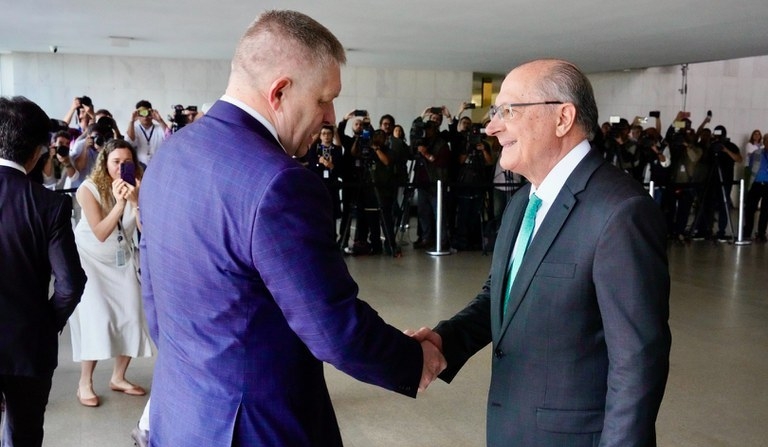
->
xmin=63 ymin=96 xmax=95 ymax=132
xmin=702 ymin=125 xmax=742 ymax=241
xmin=636 ymin=127 xmax=671 ymax=206
xmin=337 ymin=111 xmax=367 ymax=250
xmin=453 ymin=124 xmax=493 ymax=250
xmin=604 ymin=118 xmax=641 ymax=181
xmin=744 ymin=133 xmax=768 ymax=242
xmin=167 ymin=105 xmax=199 ymax=133
xmin=349 ymin=126 xmax=398 ymax=255
xmin=306 ymin=125 xmax=343 ymax=225
xmin=412 ymin=118 xmax=450 ymax=249
xmin=126 ymin=100 xmax=169 ymax=166
xmin=41 ymin=130 xmax=75 ymax=189
xmin=668 ymin=126 xmax=703 ymax=241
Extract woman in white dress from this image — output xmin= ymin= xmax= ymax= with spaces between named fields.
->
xmin=69 ymin=138 xmax=152 ymax=407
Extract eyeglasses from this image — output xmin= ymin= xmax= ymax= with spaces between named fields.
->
xmin=488 ymin=101 xmax=563 ymax=120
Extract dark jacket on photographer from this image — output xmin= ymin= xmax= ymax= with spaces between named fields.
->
xmin=709 ymin=126 xmax=742 ymax=187
xmin=351 ymin=130 xmax=397 ymax=200
xmin=306 ymin=140 xmax=343 ymax=218
xmin=413 ymin=120 xmax=450 ymax=193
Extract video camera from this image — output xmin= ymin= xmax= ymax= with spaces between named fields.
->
xmin=467 ymin=123 xmax=486 ymax=147
xmin=168 ymin=104 xmax=188 ymax=132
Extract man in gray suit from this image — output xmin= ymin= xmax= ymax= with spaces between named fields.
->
xmin=410 ymin=59 xmax=671 ymax=446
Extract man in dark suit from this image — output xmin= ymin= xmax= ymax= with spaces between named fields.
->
xmin=0 ymin=96 xmax=87 ymax=447
xmin=410 ymin=59 xmax=671 ymax=446
xmin=138 ymin=10 xmax=445 ymax=447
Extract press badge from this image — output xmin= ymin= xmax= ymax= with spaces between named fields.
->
xmin=324 ymin=170 xmax=330 ymax=179
xmin=116 ymin=247 xmax=127 ymax=267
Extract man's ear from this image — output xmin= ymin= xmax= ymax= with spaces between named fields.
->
xmin=267 ymin=77 xmax=291 ymax=112
xmin=555 ymin=103 xmax=576 ymax=138
xmin=24 ymin=147 xmax=44 ymax=173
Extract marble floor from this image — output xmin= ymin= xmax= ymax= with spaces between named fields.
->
xmin=8 ymin=231 xmax=768 ymax=446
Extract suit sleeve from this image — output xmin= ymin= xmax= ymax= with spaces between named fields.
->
xmin=47 ymin=196 xmax=86 ymax=331
xmin=595 ymin=195 xmax=671 ymax=447
xmin=139 ymin=211 xmax=159 ymax=343
xmin=251 ymin=166 xmax=423 ymax=397
xmin=433 ymin=275 xmax=493 ymax=383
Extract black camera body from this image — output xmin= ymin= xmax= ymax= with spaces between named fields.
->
xmin=168 ymin=104 xmax=188 ymax=132
xmin=467 ymin=123 xmax=486 ymax=147
xmin=56 ymin=145 xmax=70 ymax=157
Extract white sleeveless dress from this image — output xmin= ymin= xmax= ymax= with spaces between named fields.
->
xmin=69 ymin=179 xmax=153 ymax=361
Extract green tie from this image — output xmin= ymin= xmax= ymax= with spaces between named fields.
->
xmin=503 ymin=193 xmax=542 ymax=316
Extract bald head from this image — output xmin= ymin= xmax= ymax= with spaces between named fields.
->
xmin=514 ymin=59 xmax=598 ymax=141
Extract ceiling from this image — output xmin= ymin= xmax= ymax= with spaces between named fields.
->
xmin=3 ymin=0 xmax=768 ymax=75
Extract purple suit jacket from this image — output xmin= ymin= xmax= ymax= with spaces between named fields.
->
xmin=139 ymin=101 xmax=422 ymax=447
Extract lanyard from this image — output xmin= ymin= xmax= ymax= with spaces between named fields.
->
xmin=139 ymin=125 xmax=155 ymax=145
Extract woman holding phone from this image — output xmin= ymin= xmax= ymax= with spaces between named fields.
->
xmin=69 ymin=139 xmax=153 ymax=407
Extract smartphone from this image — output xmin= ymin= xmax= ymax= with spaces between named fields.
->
xmin=673 ymin=120 xmax=686 ymax=129
xmin=649 ymin=110 xmax=660 ymax=118
xmin=466 ymin=103 xmax=477 ymax=109
xmin=707 ymin=110 xmax=712 ymax=118
xmin=430 ymin=107 xmax=442 ymax=114
xmin=609 ymin=115 xmax=621 ymax=124
xmin=120 ymin=161 xmax=136 ymax=186
xmin=353 ymin=110 xmax=368 ymax=117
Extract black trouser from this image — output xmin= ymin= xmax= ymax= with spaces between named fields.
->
xmin=1 ymin=373 xmax=53 ymax=447
xmin=745 ymin=181 xmax=768 ymax=238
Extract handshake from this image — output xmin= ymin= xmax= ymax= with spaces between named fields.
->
xmin=404 ymin=327 xmax=445 ymax=392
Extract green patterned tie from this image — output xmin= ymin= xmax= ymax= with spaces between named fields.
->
xmin=503 ymin=193 xmax=542 ymax=316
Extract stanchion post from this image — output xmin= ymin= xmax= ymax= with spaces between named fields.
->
xmin=649 ymin=180 xmax=655 ymax=199
xmin=735 ymin=178 xmax=751 ymax=245
xmin=427 ymin=180 xmax=452 ymax=256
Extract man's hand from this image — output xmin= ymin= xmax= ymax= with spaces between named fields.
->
xmin=419 ymin=339 xmax=446 ymax=392
xmin=406 ymin=326 xmax=443 ymax=352
xmin=405 ymin=327 xmax=445 ymax=391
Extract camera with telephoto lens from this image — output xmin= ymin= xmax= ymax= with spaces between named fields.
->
xmin=168 ymin=104 xmax=188 ymax=132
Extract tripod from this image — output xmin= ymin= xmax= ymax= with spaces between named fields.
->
xmin=338 ymin=160 xmax=401 ymax=257
xmin=688 ymin=152 xmax=736 ymax=242
xmin=394 ymin=160 xmax=416 ymax=246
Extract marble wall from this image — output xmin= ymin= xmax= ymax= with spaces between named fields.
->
xmin=591 ymin=56 xmax=768 ymax=149
xmin=1 ymin=51 xmax=767 ymax=146
xmin=0 ymin=52 xmax=472 ymax=136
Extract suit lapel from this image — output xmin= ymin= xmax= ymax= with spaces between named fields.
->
xmin=495 ymin=150 xmax=605 ymax=343
xmin=490 ymin=185 xmax=529 ymax=340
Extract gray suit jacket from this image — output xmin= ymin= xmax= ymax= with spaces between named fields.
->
xmin=436 ymin=149 xmax=671 ymax=447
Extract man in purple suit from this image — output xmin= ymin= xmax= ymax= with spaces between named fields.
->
xmin=138 ymin=10 xmax=445 ymax=446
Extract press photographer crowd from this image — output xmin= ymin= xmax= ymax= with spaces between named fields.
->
xmin=15 ymin=95 xmax=768 ymax=255
xmin=299 ymin=104 xmax=768 ymax=256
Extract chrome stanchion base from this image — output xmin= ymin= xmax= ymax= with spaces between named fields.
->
xmin=426 ymin=248 xmax=454 ymax=256
xmin=734 ymin=239 xmax=752 ymax=246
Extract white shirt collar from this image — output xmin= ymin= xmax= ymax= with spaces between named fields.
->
xmin=220 ymin=95 xmax=286 ymax=154
xmin=529 ymin=139 xmax=591 ymax=234
xmin=0 ymin=158 xmax=28 ymax=174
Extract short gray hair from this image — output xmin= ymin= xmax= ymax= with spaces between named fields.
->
xmin=232 ymin=10 xmax=346 ymax=81
xmin=535 ymin=60 xmax=598 ymax=140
